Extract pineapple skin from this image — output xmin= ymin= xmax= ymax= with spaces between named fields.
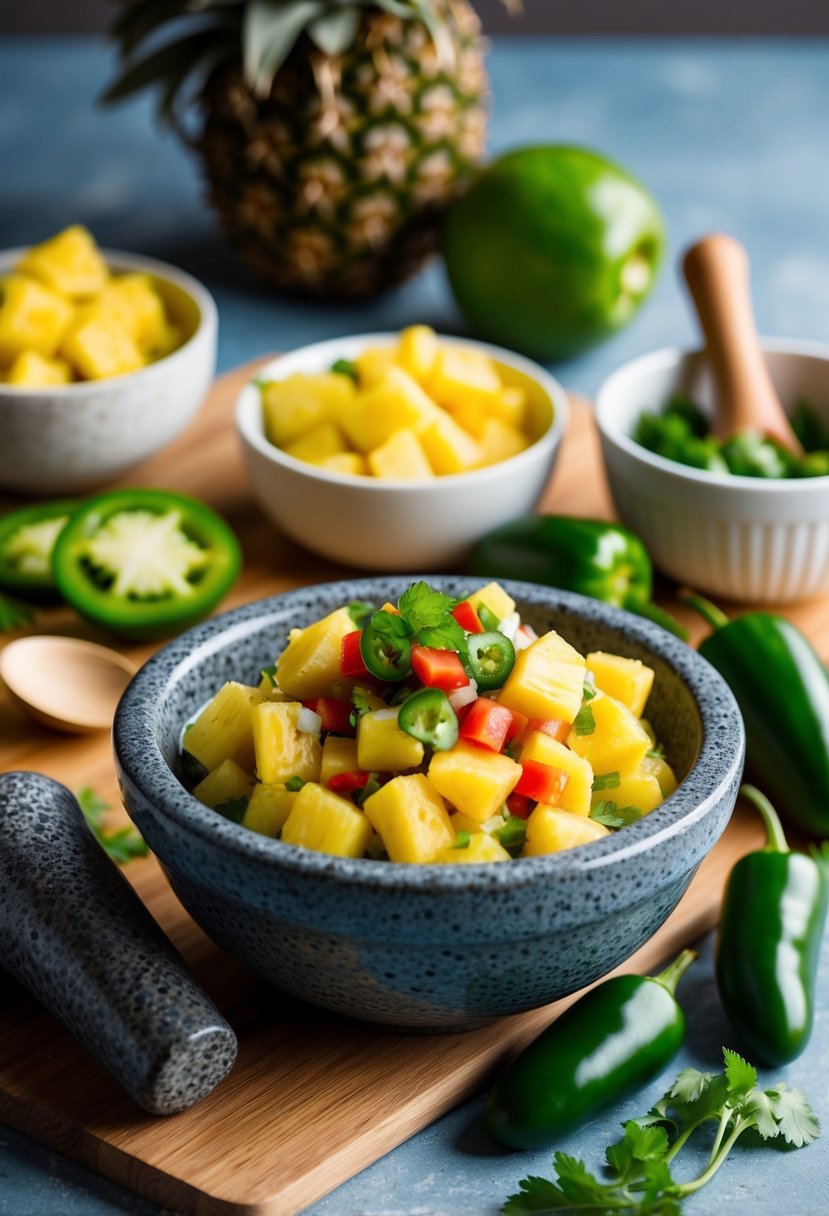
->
xmin=197 ymin=1 xmax=489 ymax=300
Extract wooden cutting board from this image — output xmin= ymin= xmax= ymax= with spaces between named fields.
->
xmin=0 ymin=360 xmax=807 ymax=1216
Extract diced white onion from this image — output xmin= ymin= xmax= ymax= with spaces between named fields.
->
xmin=514 ymin=627 xmax=532 ymax=652
xmin=449 ymin=683 xmax=478 ymax=711
xmin=498 ymin=611 xmax=521 ymax=642
xmin=371 ymin=707 xmax=399 ymax=721
xmin=296 ymin=707 xmax=323 ymax=735
xmin=584 ymin=670 xmax=597 ymax=690
xmin=480 ymin=814 xmax=504 ymax=834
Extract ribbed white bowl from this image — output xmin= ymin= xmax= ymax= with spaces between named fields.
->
xmin=596 ymin=341 xmax=829 ymax=603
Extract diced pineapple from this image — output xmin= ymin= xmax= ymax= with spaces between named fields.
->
xmin=567 ymin=692 xmax=651 ymax=775
xmin=98 ymin=273 xmax=167 ymax=350
xmin=499 ymin=630 xmax=586 ymax=724
xmin=435 ymin=832 xmax=511 ymax=864
xmin=447 ymin=399 xmax=488 ymax=439
xmin=477 ymin=417 xmax=529 ymax=466
xmin=6 ymin=350 xmax=72 ymax=386
xmin=62 ymin=309 xmax=145 ymax=379
xmin=251 ymin=701 xmax=322 ymax=785
xmin=490 ymin=385 xmax=527 ymax=429
xmin=241 ymin=783 xmax=297 ymax=837
xmin=428 ymin=740 xmax=521 ymax=824
xmin=354 ymin=345 xmax=396 ymax=386
xmin=315 ymin=452 xmax=368 ymax=476
xmin=427 ymin=346 xmax=503 ymax=411
xmin=281 ymin=782 xmax=373 ymax=858
xmin=262 ymin=372 xmax=355 ymax=447
xmin=640 ymin=718 xmax=657 ymax=745
xmin=465 ymin=581 xmax=516 ymax=624
xmin=448 ymin=810 xmax=485 ymax=836
xmin=642 ymin=753 xmax=678 ymax=797
xmin=18 ymin=225 xmax=108 ymax=298
xmin=591 ymin=768 xmax=663 ymax=816
xmin=397 ymin=325 xmax=439 ymax=382
xmin=320 ymin=736 xmax=360 ymax=785
xmin=185 ymin=681 xmax=267 ymax=773
xmin=520 ymin=732 xmax=593 ymax=816
xmin=342 ymin=367 xmax=440 ymax=453
xmin=145 ymin=322 xmax=183 ymax=360
xmin=283 ymin=422 xmax=346 ymax=464
xmin=275 ymin=605 xmax=355 ymax=699
xmin=368 ymin=429 xmax=434 ymax=480
xmin=0 ymin=275 xmax=73 ymax=362
xmin=357 ymin=710 xmax=424 ymax=772
xmin=363 ymin=773 xmax=453 ymax=863
xmin=419 ymin=411 xmax=481 ymax=474
xmin=192 ymin=759 xmax=255 ymax=809
xmin=586 ymin=652 xmax=655 ymax=718
xmin=522 ymin=805 xmax=610 ymax=856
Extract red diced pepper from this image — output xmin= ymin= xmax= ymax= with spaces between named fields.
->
xmin=327 ymin=770 xmax=370 ymax=794
xmin=341 ymin=630 xmax=371 ymax=678
xmin=528 ymin=717 xmax=570 ymax=743
xmin=302 ymin=697 xmax=354 ymax=736
xmin=507 ymin=792 xmax=534 ymax=820
xmin=451 ymin=601 xmax=484 ymax=633
xmin=410 ymin=644 xmax=469 ymax=691
xmin=460 ymin=697 xmax=515 ymax=752
xmin=515 ymin=759 xmax=569 ymax=804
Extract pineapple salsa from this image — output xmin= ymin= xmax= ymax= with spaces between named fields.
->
xmin=258 ymin=326 xmax=544 ymax=480
xmin=182 ymin=582 xmax=678 ymax=864
xmin=0 ymin=226 xmax=184 ymax=386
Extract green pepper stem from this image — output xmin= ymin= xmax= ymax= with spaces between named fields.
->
xmin=740 ymin=783 xmax=790 ymax=854
xmin=626 ymin=596 xmax=689 ymax=641
xmin=679 ymin=590 xmax=730 ymax=632
xmin=653 ymin=948 xmax=698 ymax=997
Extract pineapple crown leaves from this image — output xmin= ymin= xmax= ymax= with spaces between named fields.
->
xmin=104 ymin=0 xmax=519 ymax=116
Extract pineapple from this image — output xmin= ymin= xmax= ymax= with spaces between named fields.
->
xmin=251 ymin=701 xmax=323 ymax=784
xmin=367 ymin=428 xmax=434 ymax=480
xmin=499 ymin=630 xmax=587 ymax=724
xmin=523 ymin=805 xmax=610 ymax=857
xmin=363 ymin=773 xmax=454 ymax=863
xmin=586 ymin=652 xmax=654 ymax=718
xmin=192 ymin=758 xmax=255 ymax=808
xmin=320 ymin=736 xmax=360 ymax=784
xmin=105 ymin=1 xmax=501 ymax=300
xmin=242 ymin=783 xmax=299 ymax=836
xmin=427 ymin=739 xmax=521 ymax=823
xmin=6 ymin=351 xmax=72 ymax=387
xmin=0 ymin=276 xmax=74 ymax=363
xmin=185 ymin=681 xmax=268 ymax=773
xmin=281 ymin=782 xmax=373 ymax=858
xmin=357 ymin=709 xmax=424 ymax=772
xmin=435 ymin=831 xmax=511 ymax=864
xmin=275 ymin=605 xmax=355 ymax=699
xmin=18 ymin=225 xmax=108 ymax=299
xmin=262 ymin=372 xmax=354 ymax=447
xmin=519 ymin=732 xmax=593 ymax=817
xmin=61 ymin=309 xmax=146 ymax=380
xmin=283 ymin=421 xmax=347 ymax=464
xmin=567 ymin=693 xmax=652 ymax=776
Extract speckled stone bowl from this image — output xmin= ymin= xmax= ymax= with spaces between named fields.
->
xmin=114 ymin=578 xmax=744 ymax=1031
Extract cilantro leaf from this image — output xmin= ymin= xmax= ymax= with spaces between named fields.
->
xmin=397 ymin=581 xmax=459 ymax=632
xmin=766 ymin=1085 xmax=821 ymax=1147
xmin=415 ymin=617 xmax=467 ymax=654
xmin=590 ymin=801 xmax=642 ymax=829
xmin=581 ymin=682 xmax=596 ymax=702
xmin=723 ymin=1048 xmax=757 ymax=1100
xmin=669 ymin=1068 xmax=712 ymax=1104
xmin=0 ymin=592 xmax=36 ymax=633
xmin=331 ymin=357 xmax=359 ymax=381
xmin=215 ymin=795 xmax=249 ymax=823
xmin=347 ymin=599 xmax=375 ymax=627
xmin=592 ymin=771 xmax=621 ymax=792
xmin=76 ymin=787 xmax=148 ymax=864
xmin=503 ymin=1174 xmax=571 ymax=1214
xmin=742 ymin=1090 xmax=781 ymax=1140
xmin=572 ymin=703 xmax=595 ymax=736
xmin=284 ymin=776 xmax=306 ymax=793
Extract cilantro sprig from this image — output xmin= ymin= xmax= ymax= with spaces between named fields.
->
xmin=591 ymin=800 xmax=642 ymax=829
xmin=0 ymin=591 xmax=37 ymax=633
xmin=503 ymin=1048 xmax=820 ymax=1216
xmin=76 ymin=787 xmax=149 ymax=864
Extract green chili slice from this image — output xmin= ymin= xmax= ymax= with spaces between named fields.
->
xmin=360 ymin=610 xmax=412 ymax=681
xmin=467 ymin=630 xmax=515 ymax=690
xmin=397 ymin=688 xmax=458 ymax=750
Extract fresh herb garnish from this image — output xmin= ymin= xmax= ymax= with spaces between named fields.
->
xmin=592 ymin=771 xmax=621 ymax=792
xmin=76 ymin=787 xmax=148 ymax=864
xmin=503 ymin=1048 xmax=820 ymax=1216
xmin=353 ymin=772 xmax=381 ymax=807
xmin=590 ymin=800 xmax=642 ymax=829
xmin=452 ymin=830 xmax=472 ymax=849
xmin=347 ymin=599 xmax=376 ymax=627
xmin=0 ymin=592 xmax=36 ymax=633
xmin=572 ymin=703 xmax=596 ymax=736
xmin=284 ymin=776 xmax=306 ymax=793
xmin=397 ymin=581 xmax=459 ymax=632
xmin=215 ymin=795 xmax=249 ymax=823
xmin=331 ymin=357 xmax=359 ymax=381
xmin=581 ymin=683 xmax=596 ymax=702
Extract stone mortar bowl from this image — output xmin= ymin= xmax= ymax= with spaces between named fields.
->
xmin=114 ymin=577 xmax=744 ymax=1031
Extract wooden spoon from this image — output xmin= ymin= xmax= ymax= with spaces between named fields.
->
xmin=682 ymin=234 xmax=803 ymax=453
xmin=0 ymin=636 xmax=137 ymax=733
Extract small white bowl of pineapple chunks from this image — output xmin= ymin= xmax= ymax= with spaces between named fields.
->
xmin=0 ymin=226 xmax=217 ymax=493
xmin=235 ymin=328 xmax=569 ymax=569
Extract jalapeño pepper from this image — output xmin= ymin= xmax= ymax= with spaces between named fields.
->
xmin=397 ymin=688 xmax=458 ymax=750
xmin=0 ymin=500 xmax=79 ymax=600
xmin=716 ymin=784 xmax=828 ymax=1067
xmin=687 ymin=592 xmax=829 ymax=836
xmin=470 ymin=516 xmax=686 ymax=638
xmin=485 ymin=948 xmax=696 ymax=1150
xmin=466 ymin=630 xmax=515 ymax=690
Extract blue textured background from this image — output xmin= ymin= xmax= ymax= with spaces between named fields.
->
xmin=1 ymin=35 xmax=828 ymax=1216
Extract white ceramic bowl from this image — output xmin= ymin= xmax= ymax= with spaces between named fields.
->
xmin=596 ymin=340 xmax=829 ymax=603
xmin=0 ymin=250 xmax=217 ymax=494
xmin=235 ymin=333 xmax=568 ymax=570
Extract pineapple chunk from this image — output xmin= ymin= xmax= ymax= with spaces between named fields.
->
xmin=397 ymin=325 xmax=439 ymax=382
xmin=586 ymin=652 xmax=655 ymax=718
xmin=281 ymin=782 xmax=373 ymax=858
xmin=642 ymin=753 xmax=678 ymax=797
xmin=62 ymin=309 xmax=145 ymax=379
xmin=491 ymin=386 xmax=527 ymax=429
xmin=368 ymin=429 xmax=434 ymax=480
xmin=499 ymin=629 xmax=586 ymax=724
xmin=520 ymin=732 xmax=593 ymax=816
xmin=427 ymin=740 xmax=521 ymax=824
xmin=251 ymin=701 xmax=322 ymax=785
xmin=427 ymin=347 xmax=503 ymax=412
xmin=275 ymin=605 xmax=355 ymax=699
xmin=192 ymin=759 xmax=255 ymax=809
xmin=354 ymin=345 xmax=396 ymax=386
xmin=283 ymin=422 xmax=346 ymax=464
xmin=0 ymin=275 xmax=73 ymax=362
xmin=477 ymin=417 xmax=530 ymax=467
xmin=320 ymin=736 xmax=360 ymax=785
xmin=465 ymin=581 xmax=516 ymax=624
xmin=18 ymin=225 xmax=108 ymax=299
xmin=448 ymin=810 xmax=486 ymax=836
xmin=315 ymin=452 xmax=368 ymax=476
xmin=262 ymin=372 xmax=355 ymax=447
xmin=363 ymin=773 xmax=453 ymax=863
xmin=435 ymin=832 xmax=511 ymax=864
xmin=342 ymin=367 xmax=440 ymax=453
xmin=523 ymin=805 xmax=610 ymax=856
xmin=6 ymin=350 xmax=72 ymax=386
xmin=357 ymin=710 xmax=424 ymax=772
xmin=448 ymin=398 xmax=488 ymax=439
xmin=419 ymin=411 xmax=481 ymax=474
xmin=242 ymin=783 xmax=298 ymax=837
xmin=567 ymin=692 xmax=651 ymax=776
xmin=185 ymin=681 xmax=267 ymax=773
xmin=98 ymin=273 xmax=167 ymax=351
xmin=591 ymin=769 xmax=663 ymax=817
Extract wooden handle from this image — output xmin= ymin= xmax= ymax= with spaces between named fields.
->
xmin=682 ymin=234 xmax=802 ymax=452
xmin=0 ymin=772 xmax=237 ymax=1115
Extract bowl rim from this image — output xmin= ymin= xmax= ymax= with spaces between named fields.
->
xmin=234 ymin=332 xmax=569 ymax=491
xmin=0 ymin=246 xmax=217 ymax=399
xmin=595 ymin=337 xmax=829 ymax=492
xmin=114 ymin=576 xmax=744 ymax=892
